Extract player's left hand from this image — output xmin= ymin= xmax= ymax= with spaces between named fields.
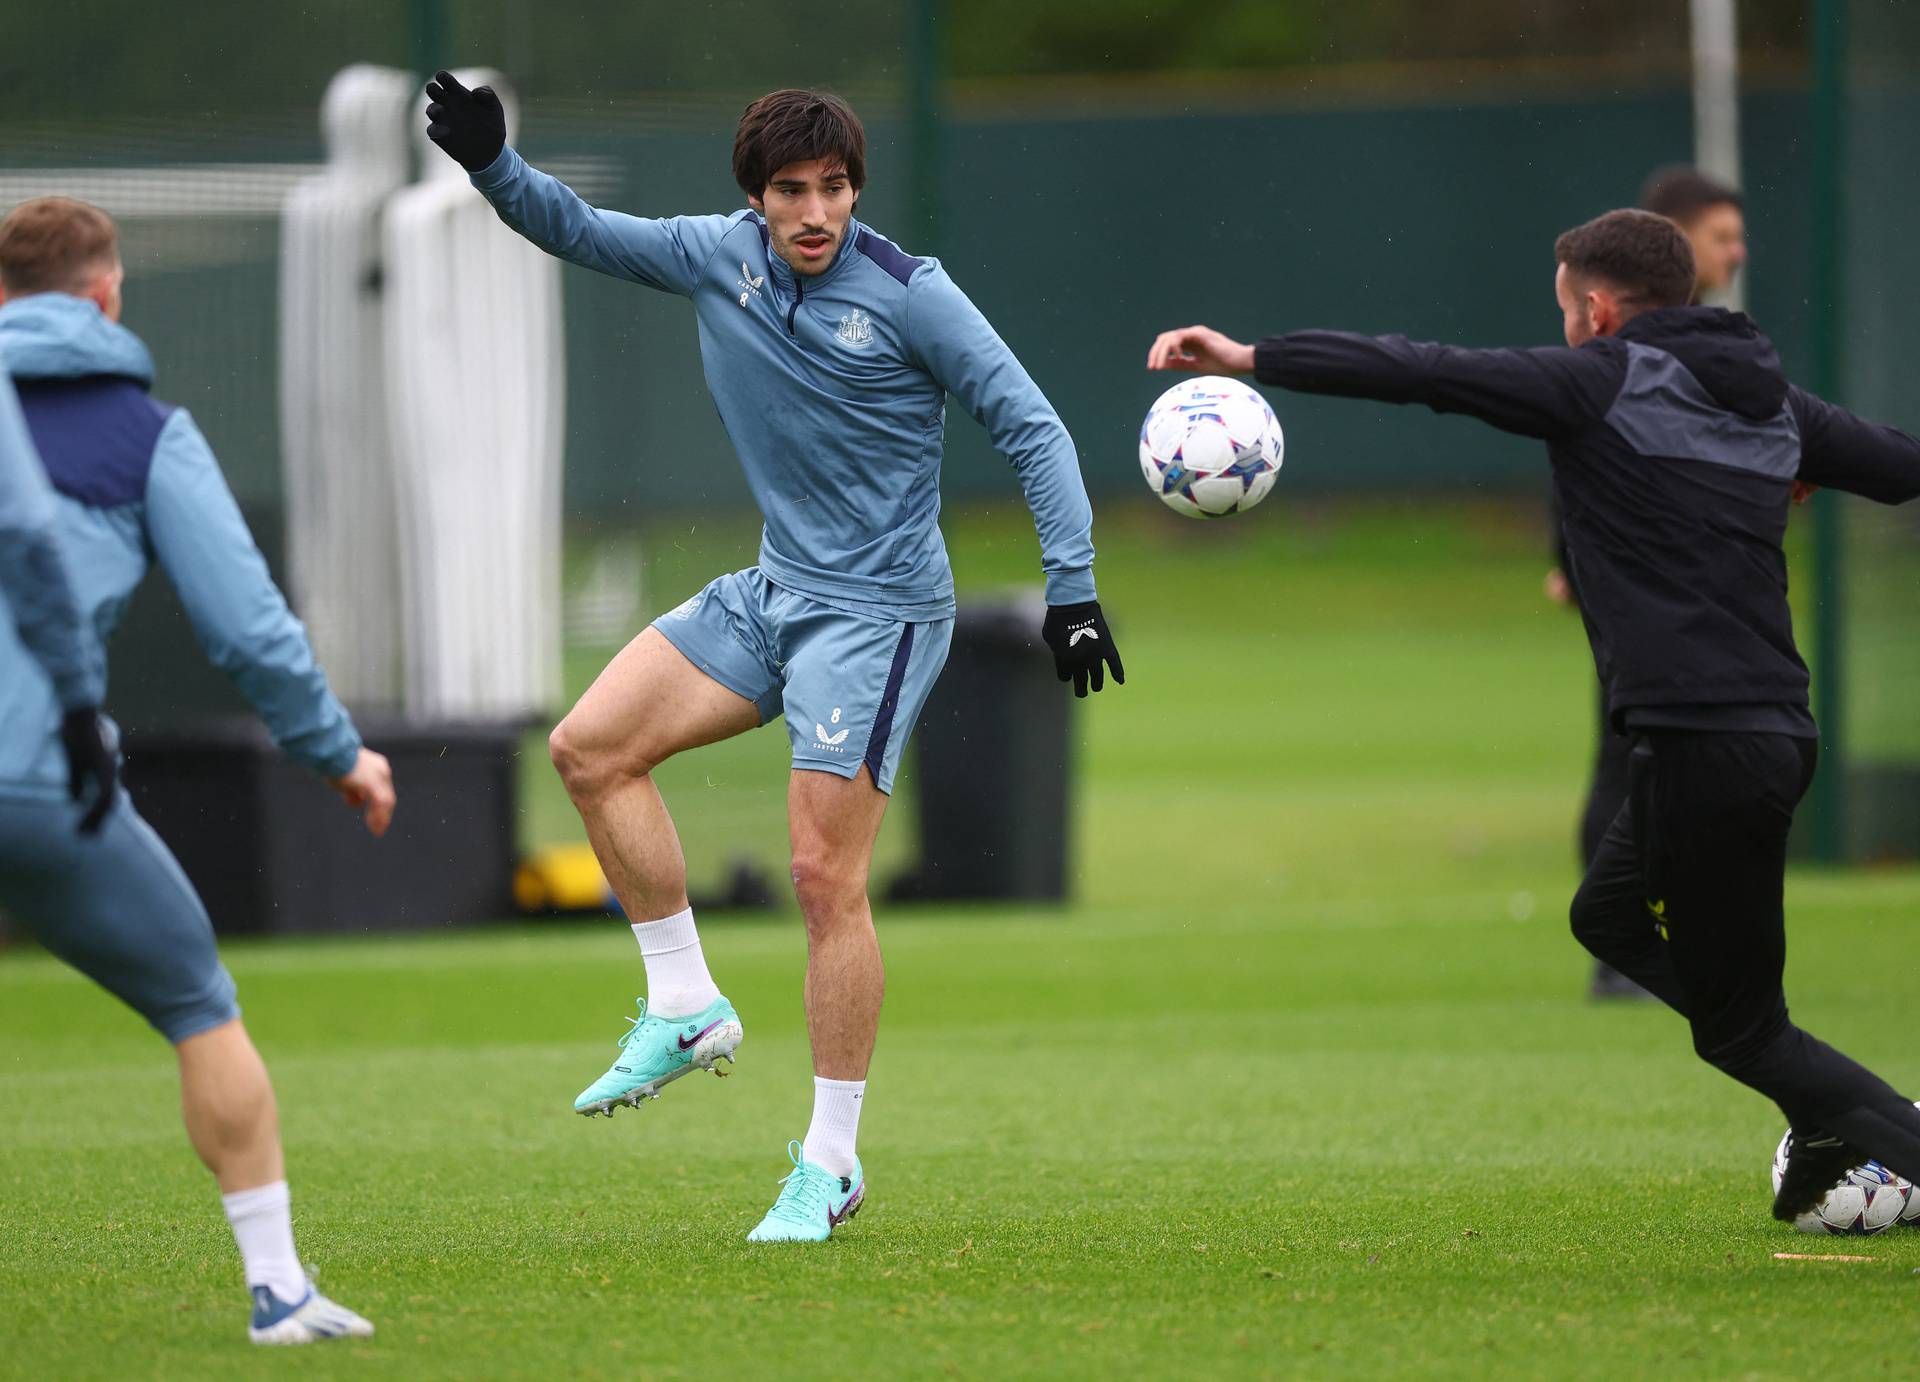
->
xmin=1791 ymin=480 xmax=1820 ymax=506
xmin=59 ymin=706 xmax=118 ymax=835
xmin=1147 ymin=325 xmax=1255 ymax=375
xmin=1043 ymin=602 xmax=1124 ymax=698
xmin=330 ymin=747 xmax=397 ymax=838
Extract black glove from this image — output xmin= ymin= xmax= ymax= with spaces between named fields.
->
xmin=59 ymin=706 xmax=118 ymax=835
xmin=425 ymin=70 xmax=506 ymax=173
xmin=1042 ymin=601 xmax=1124 ymax=698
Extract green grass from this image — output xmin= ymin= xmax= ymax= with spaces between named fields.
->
xmin=6 ymin=500 xmax=1920 ymax=1380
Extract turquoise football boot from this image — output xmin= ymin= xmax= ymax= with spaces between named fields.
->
xmin=746 ymin=1140 xmax=865 ymax=1242
xmin=573 ymin=995 xmax=743 ymax=1116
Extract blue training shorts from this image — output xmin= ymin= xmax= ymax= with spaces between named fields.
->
xmin=0 ymin=787 xmax=240 ymax=1043
xmin=653 ymin=568 xmax=953 ymax=795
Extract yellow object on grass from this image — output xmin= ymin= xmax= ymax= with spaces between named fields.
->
xmin=513 ymin=843 xmax=617 ymax=914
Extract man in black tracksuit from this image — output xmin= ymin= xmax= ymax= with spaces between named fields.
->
xmin=1558 ymin=167 xmax=1751 ymax=1001
xmin=1146 ymin=208 xmax=1920 ymax=1222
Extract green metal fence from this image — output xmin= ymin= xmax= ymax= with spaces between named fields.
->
xmin=1805 ymin=0 xmax=1920 ymax=859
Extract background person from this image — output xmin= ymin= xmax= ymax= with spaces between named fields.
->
xmin=1642 ymin=165 xmax=1748 ymax=300
xmin=0 ymin=196 xmax=395 ymax=1345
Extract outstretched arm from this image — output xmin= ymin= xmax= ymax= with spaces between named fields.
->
xmin=468 ymin=147 xmax=735 ymax=294
xmin=145 ymin=412 xmax=394 ymax=835
xmin=426 ymin=71 xmax=731 ymax=295
xmin=911 ymin=266 xmax=1122 ymax=695
xmin=1789 ymin=385 xmax=1920 ymax=505
xmin=1148 ymin=325 xmax=1622 ymax=441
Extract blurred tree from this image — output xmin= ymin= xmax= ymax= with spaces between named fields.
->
xmin=948 ymin=0 xmax=1809 ymax=78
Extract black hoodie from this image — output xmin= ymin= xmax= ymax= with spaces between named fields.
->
xmin=1252 ymin=308 xmax=1920 ymax=733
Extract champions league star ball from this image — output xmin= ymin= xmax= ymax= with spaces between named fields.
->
xmin=1139 ymin=376 xmax=1284 ymax=518
xmin=1770 ymin=1126 xmax=1918 ymax=1235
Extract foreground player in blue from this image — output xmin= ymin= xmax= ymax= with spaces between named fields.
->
xmin=0 ymin=197 xmax=394 ymax=1342
xmin=425 ymin=77 xmax=1123 ymax=1240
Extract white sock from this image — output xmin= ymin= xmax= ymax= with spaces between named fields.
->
xmin=221 ymin=1180 xmax=307 ymax=1302
xmin=802 ymin=1077 xmax=866 ymax=1180
xmin=632 ymin=907 xmax=721 ymax=1018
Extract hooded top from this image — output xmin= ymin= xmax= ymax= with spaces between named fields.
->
xmin=1253 ymin=307 xmax=1920 ymax=733
xmin=0 ymin=293 xmax=361 ymax=792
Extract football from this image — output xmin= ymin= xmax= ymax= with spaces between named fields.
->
xmin=1770 ymin=1127 xmax=1915 ymax=1235
xmin=1139 ymin=376 xmax=1284 ymax=518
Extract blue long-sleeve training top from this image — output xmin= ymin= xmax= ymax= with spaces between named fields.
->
xmin=0 ymin=293 xmax=362 ymax=793
xmin=471 ymin=145 xmax=1097 ymax=620
xmin=0 ymin=355 xmax=105 ymax=715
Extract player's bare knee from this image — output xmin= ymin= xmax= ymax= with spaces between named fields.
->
xmin=548 ymin=719 xmax=589 ymax=793
xmin=549 ymin=719 xmax=617 ymax=801
xmin=191 ymin=1067 xmax=274 ymax=1149
xmin=789 ymin=852 xmax=866 ymax=928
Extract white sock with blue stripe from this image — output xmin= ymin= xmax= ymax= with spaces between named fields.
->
xmin=222 ymin=1180 xmax=306 ymax=1302
xmin=633 ymin=907 xmax=721 ymax=1019
xmin=802 ymin=1077 xmax=865 ymax=1180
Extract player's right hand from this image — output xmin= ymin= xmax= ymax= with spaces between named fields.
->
xmin=330 ymin=747 xmax=397 ymax=839
xmin=58 ymin=706 xmax=117 ymax=835
xmin=1147 ymin=325 xmax=1256 ymax=376
xmin=425 ymin=70 xmax=506 ymax=173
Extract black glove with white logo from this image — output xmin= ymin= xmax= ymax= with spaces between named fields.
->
xmin=1042 ymin=601 xmax=1124 ymax=698
xmin=425 ymin=70 xmax=507 ymax=173
xmin=59 ymin=706 xmax=118 ymax=835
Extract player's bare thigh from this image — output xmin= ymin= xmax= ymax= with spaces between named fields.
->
xmin=788 ymin=765 xmax=891 ymax=902
xmin=550 ymin=626 xmax=760 ymax=787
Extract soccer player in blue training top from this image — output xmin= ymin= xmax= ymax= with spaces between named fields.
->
xmin=425 ymin=76 xmax=1123 ymax=1241
xmin=1146 ymin=208 xmax=1920 ymax=1227
xmin=0 ymin=196 xmax=395 ymax=1344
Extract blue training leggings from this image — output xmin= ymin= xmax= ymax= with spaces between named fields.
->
xmin=0 ymin=787 xmax=239 ymax=1043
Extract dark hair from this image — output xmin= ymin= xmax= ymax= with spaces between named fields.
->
xmin=0 ymin=196 xmax=119 ymax=296
xmin=1639 ymin=165 xmax=1743 ymax=224
xmin=732 ymin=89 xmax=866 ymax=199
xmin=1554 ymin=209 xmax=1696 ymax=310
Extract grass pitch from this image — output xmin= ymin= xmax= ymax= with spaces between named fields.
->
xmin=5 ymin=501 xmax=1918 ymax=1380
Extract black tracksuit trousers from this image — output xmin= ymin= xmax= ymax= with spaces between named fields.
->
xmin=1579 ymin=686 xmax=1633 ymax=869
xmin=1569 ymin=729 xmax=1920 ymax=1183
xmin=1580 ymin=684 xmax=1638 ymax=993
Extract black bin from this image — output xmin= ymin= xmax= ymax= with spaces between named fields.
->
xmin=891 ymin=596 xmax=1071 ymax=901
xmin=122 ymin=717 xmax=522 ymax=936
